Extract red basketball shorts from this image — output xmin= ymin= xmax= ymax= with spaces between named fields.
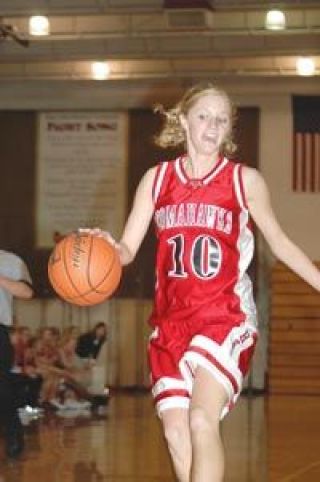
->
xmin=148 ymin=318 xmax=258 ymax=419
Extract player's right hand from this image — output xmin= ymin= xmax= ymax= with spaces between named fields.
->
xmin=78 ymin=228 xmax=117 ymax=248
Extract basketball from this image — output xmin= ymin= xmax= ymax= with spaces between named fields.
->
xmin=48 ymin=232 xmax=122 ymax=306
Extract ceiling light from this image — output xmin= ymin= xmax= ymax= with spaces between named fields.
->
xmin=296 ymin=57 xmax=315 ymax=76
xmin=29 ymin=16 xmax=50 ymax=36
xmin=265 ymin=10 xmax=286 ymax=30
xmin=91 ymin=62 xmax=110 ymax=80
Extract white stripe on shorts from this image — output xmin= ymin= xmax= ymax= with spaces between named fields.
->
xmin=152 ymin=376 xmax=189 ymax=398
xmin=157 ymin=396 xmax=190 ymax=415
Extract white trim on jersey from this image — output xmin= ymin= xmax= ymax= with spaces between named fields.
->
xmin=149 ymin=326 xmax=159 ymax=341
xmin=233 ymin=163 xmax=257 ymax=328
xmin=175 ymin=156 xmax=229 ymax=186
xmin=233 ymin=163 xmax=246 ymax=209
xmin=153 ymin=161 xmax=169 ymax=204
xmin=234 ymin=210 xmax=257 ymax=327
xmin=175 ymin=157 xmax=187 ymax=184
xmin=203 ymin=157 xmax=229 ymax=185
xmin=152 ymin=376 xmax=190 ymax=398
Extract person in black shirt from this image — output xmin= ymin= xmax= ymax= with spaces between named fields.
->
xmin=74 ymin=322 xmax=109 ymax=410
xmin=76 ymin=322 xmax=107 ymax=360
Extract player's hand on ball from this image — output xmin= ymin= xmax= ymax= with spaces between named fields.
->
xmin=78 ymin=227 xmax=118 ymax=248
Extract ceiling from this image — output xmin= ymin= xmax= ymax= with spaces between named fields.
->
xmin=0 ymin=0 xmax=319 ymax=82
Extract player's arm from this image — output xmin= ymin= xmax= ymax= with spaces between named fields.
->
xmin=243 ymin=166 xmax=320 ymax=292
xmin=0 ymin=276 xmax=34 ymax=299
xmin=81 ymin=167 xmax=157 ymax=265
xmin=117 ymin=167 xmax=157 ymax=265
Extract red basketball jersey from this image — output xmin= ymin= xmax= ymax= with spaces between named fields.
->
xmin=150 ymin=156 xmax=257 ymax=329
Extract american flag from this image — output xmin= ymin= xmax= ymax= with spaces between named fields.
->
xmin=292 ymin=96 xmax=320 ymax=193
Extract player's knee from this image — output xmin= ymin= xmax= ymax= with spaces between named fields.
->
xmin=163 ymin=421 xmax=187 ymax=455
xmin=189 ymin=406 xmax=219 ymax=437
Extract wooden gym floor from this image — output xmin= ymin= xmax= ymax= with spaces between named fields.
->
xmin=1 ymin=391 xmax=320 ymax=482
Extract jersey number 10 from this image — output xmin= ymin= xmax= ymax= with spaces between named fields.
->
xmin=167 ymin=233 xmax=222 ymax=280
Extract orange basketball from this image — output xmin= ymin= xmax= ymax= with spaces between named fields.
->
xmin=48 ymin=232 xmax=122 ymax=306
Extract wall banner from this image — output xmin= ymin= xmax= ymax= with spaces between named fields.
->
xmin=36 ymin=111 xmax=127 ymax=248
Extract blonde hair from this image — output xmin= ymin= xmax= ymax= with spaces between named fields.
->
xmin=154 ymin=82 xmax=237 ymax=157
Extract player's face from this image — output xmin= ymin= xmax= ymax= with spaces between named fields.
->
xmin=181 ymin=93 xmax=231 ymax=157
xmin=95 ymin=325 xmax=106 ymax=339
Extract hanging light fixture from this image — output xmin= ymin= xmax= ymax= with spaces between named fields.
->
xmin=29 ymin=16 xmax=50 ymax=36
xmin=265 ymin=10 xmax=286 ymax=30
xmin=91 ymin=62 xmax=110 ymax=80
xmin=296 ymin=57 xmax=315 ymax=76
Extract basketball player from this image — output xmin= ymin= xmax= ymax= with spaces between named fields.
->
xmin=86 ymin=83 xmax=320 ymax=481
xmin=0 ymin=250 xmax=33 ymax=457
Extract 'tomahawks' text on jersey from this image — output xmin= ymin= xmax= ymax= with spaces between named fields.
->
xmin=155 ymin=203 xmax=233 ymax=234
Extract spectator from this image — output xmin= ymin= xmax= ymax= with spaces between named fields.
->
xmin=9 ymin=329 xmax=43 ymax=414
xmin=59 ymin=330 xmax=92 ymax=386
xmin=0 ymin=250 xmax=33 ymax=458
xmin=35 ymin=327 xmax=61 ymax=405
xmin=76 ymin=322 xmax=107 ymax=361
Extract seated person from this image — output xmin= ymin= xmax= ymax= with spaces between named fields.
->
xmin=76 ymin=322 xmax=107 ymax=360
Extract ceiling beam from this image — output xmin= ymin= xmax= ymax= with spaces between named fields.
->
xmin=0 ymin=56 xmax=318 ymax=81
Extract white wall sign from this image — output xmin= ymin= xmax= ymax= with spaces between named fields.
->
xmin=36 ymin=112 xmax=127 ymax=247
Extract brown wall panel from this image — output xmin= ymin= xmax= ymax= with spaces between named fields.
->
xmin=0 ymin=111 xmax=36 ymax=252
xmin=269 ymin=261 xmax=320 ymax=394
xmin=0 ymin=111 xmax=47 ymax=295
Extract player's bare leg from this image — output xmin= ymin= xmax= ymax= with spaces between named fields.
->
xmin=161 ymin=408 xmax=192 ymax=482
xmin=190 ymin=367 xmax=228 ymax=482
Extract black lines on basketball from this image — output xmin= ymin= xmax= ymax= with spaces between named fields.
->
xmin=48 ymin=233 xmax=122 ymax=306
xmin=88 ymin=247 xmax=116 ymax=294
xmin=63 ymin=237 xmax=86 ymax=297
